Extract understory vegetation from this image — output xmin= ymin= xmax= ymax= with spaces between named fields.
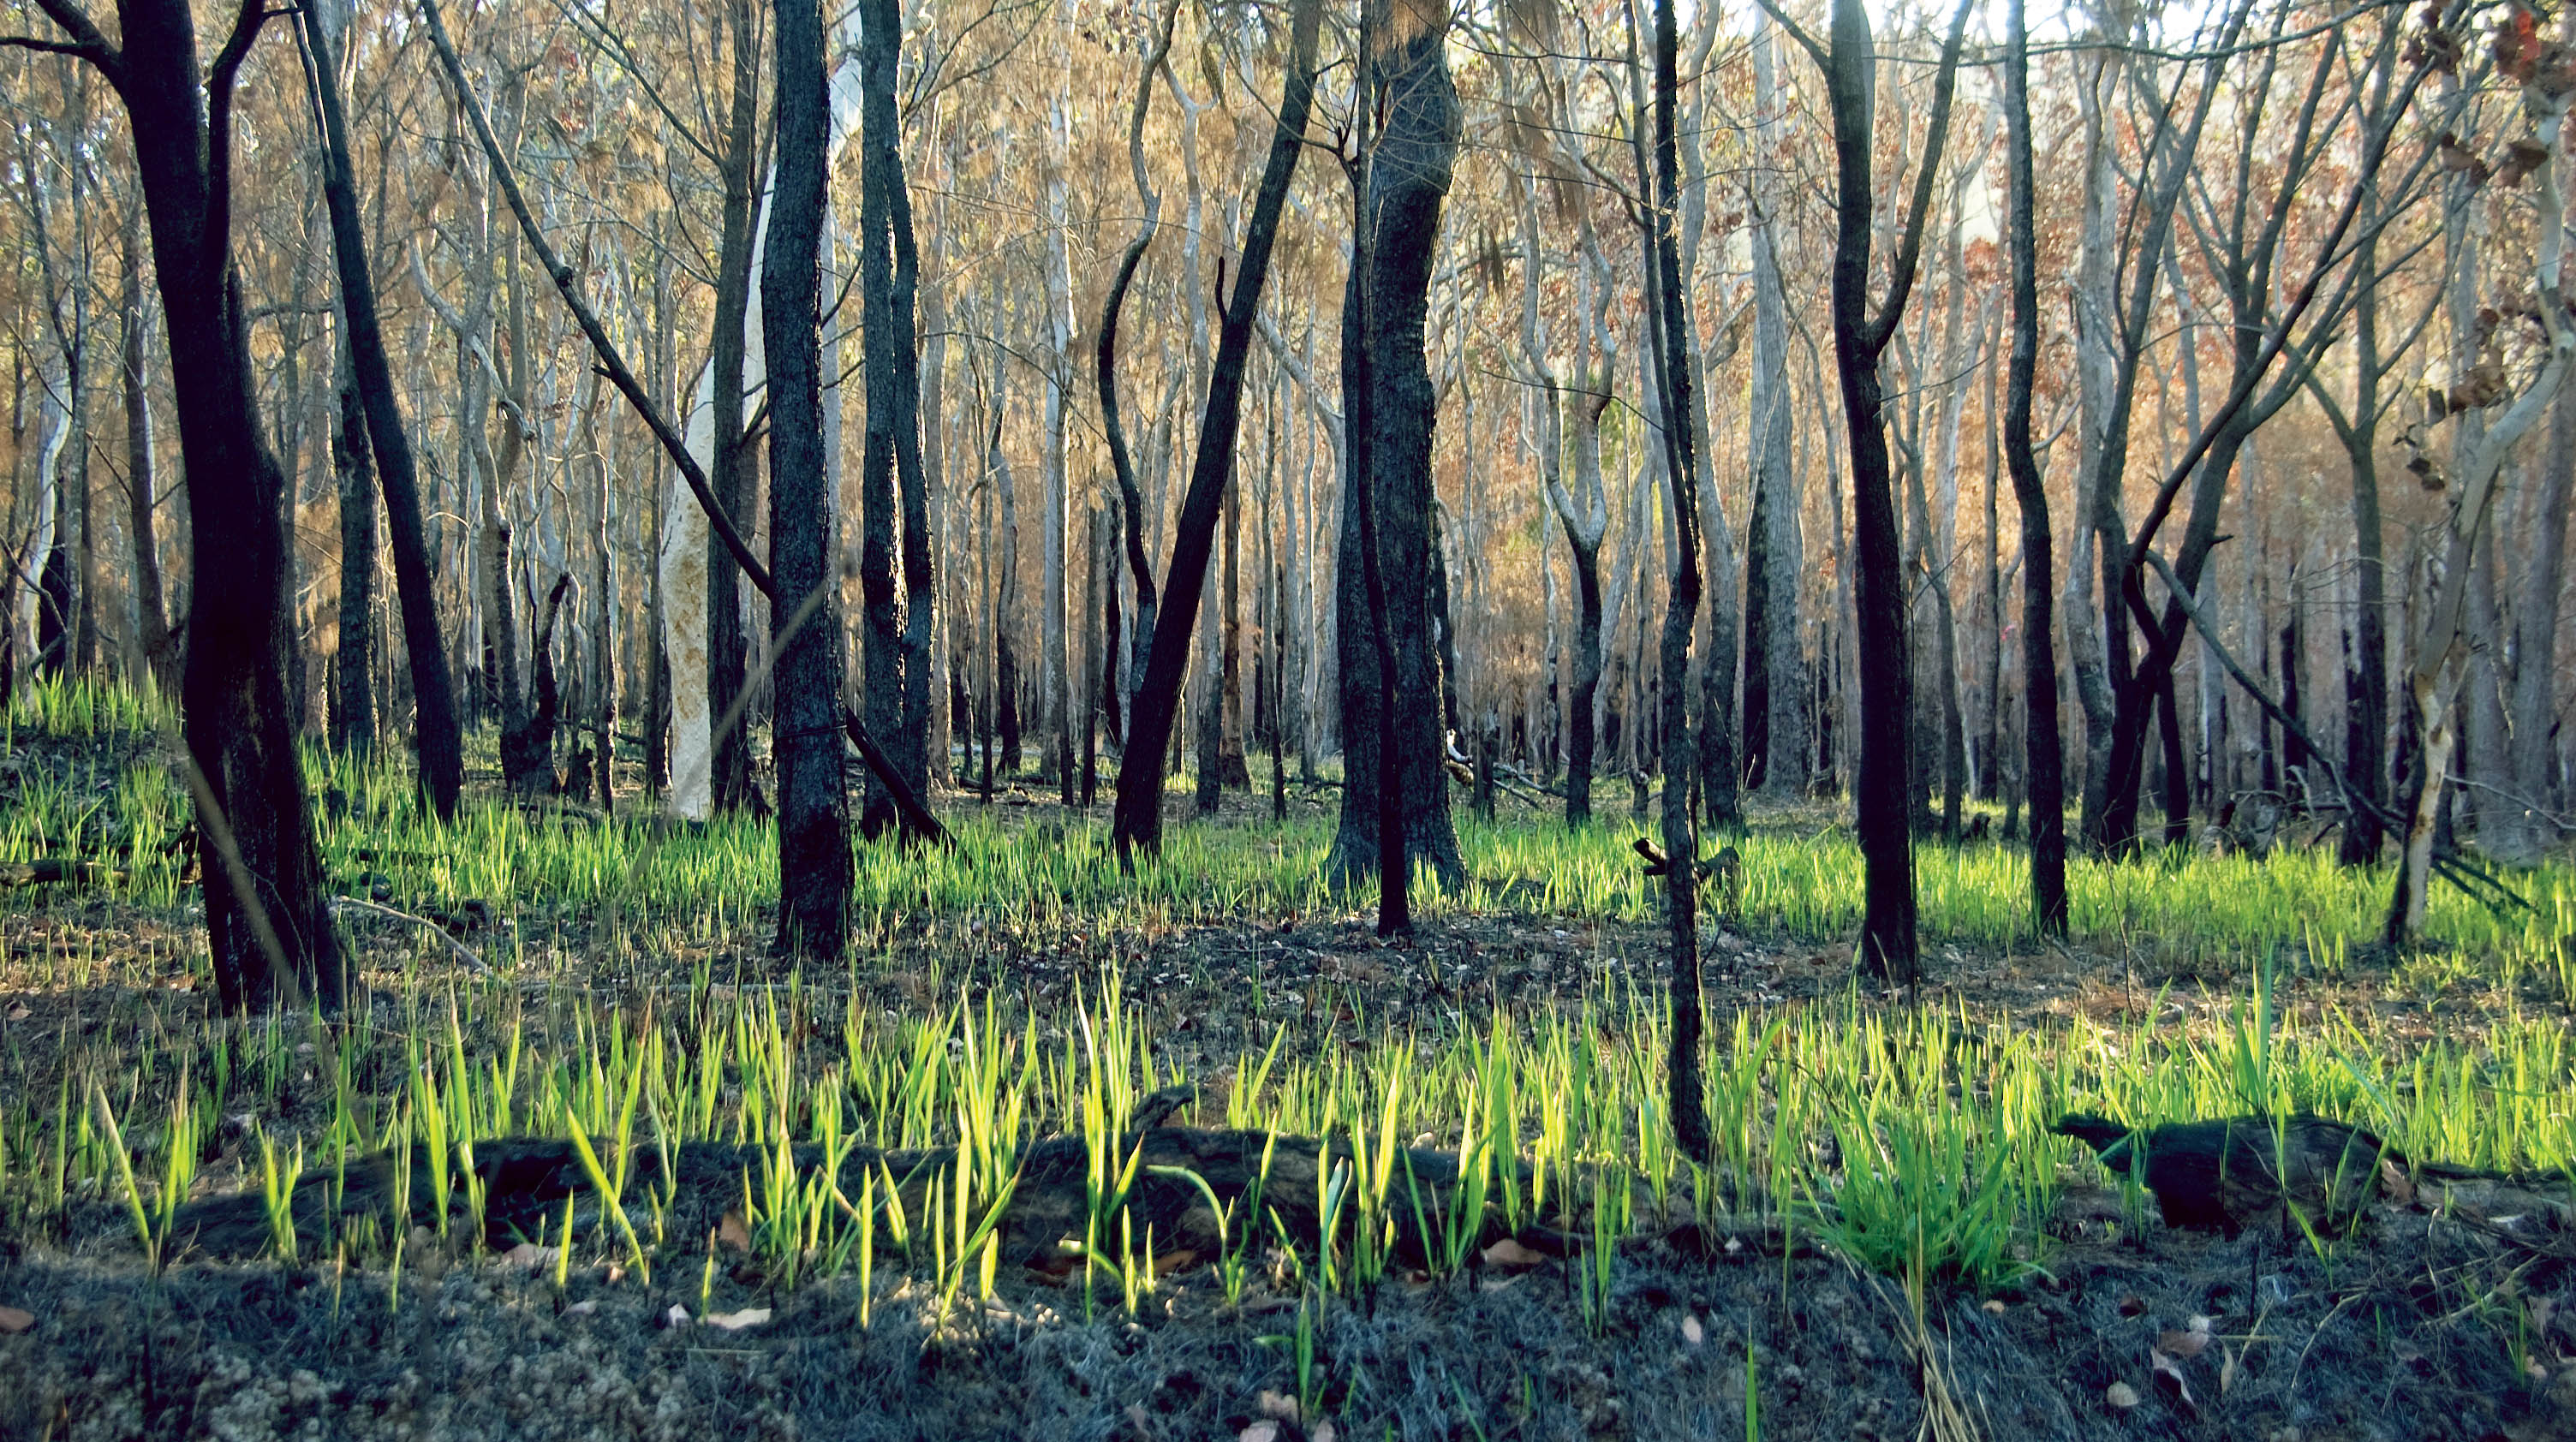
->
xmin=5 ymin=678 xmax=2571 ymax=1308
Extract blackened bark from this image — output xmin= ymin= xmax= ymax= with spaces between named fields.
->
xmin=1335 ymin=39 xmax=1408 ymax=934
xmin=1322 ymin=3 xmax=1466 ymax=891
xmin=767 ymin=0 xmax=850 ymax=956
xmin=2156 ymin=669 xmax=2187 ymax=843
xmin=2281 ymin=590 xmax=2307 ymax=794
xmin=116 ymin=0 xmax=346 ymax=1010
xmin=528 ymin=573 xmax=569 ymax=773
xmin=2006 ymin=0 xmax=2066 ymax=935
xmin=1098 ymin=4 xmax=1178 ymax=703
xmin=331 ymin=364 xmax=377 ymax=754
xmin=1565 ymin=498 xmax=1605 ymax=827
xmin=885 ymin=21 xmax=936 ymax=818
xmin=1806 ymin=0 xmax=1971 ymax=984
xmin=855 ymin=0 xmax=905 ymax=840
xmin=1110 ymin=0 xmax=1319 ymax=861
xmin=2340 ymin=229 xmax=2390 ymax=865
xmin=300 ymin=3 xmax=457 ymax=810
xmin=1649 ymin=0 xmax=1708 ymax=1159
xmin=1740 ymin=487 xmax=1774 ymax=791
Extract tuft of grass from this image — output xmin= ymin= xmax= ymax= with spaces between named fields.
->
xmin=4 ymin=682 xmax=2574 ymax=1308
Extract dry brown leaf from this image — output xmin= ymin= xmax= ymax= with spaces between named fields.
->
xmin=718 ymin=1212 xmax=753 ymax=1253
xmin=2157 ymin=1327 xmax=2210 ymax=1358
xmin=665 ymin=1303 xmax=693 ymax=1327
xmin=1310 ymin=1422 xmax=1336 ymax=1442
xmin=2105 ymin=1381 xmax=2141 ymax=1409
xmin=2380 ymin=1157 xmax=2417 ymax=1207
xmin=565 ymin=1300 xmax=598 ymax=1316
xmin=605 ymin=1265 xmax=627 ymax=1284
xmin=1681 ymin=1313 xmax=1705 ymax=1345
xmin=1982 ymin=1299 xmax=2007 ymax=1314
xmin=705 ymin=1307 xmax=771 ymax=1332
xmin=1256 ymin=1390 xmax=1302 ymax=1422
xmin=2220 ymin=1344 xmax=2239 ymax=1396
xmin=4 ymin=1002 xmax=30 ymax=1022
xmin=0 ymin=1305 xmax=33 ymax=1333
xmin=1151 ymin=1249 xmax=1200 ymax=1276
xmin=1326 ymin=956 xmax=1391 ymax=984
xmin=1237 ymin=1423 xmax=1280 ymax=1442
xmin=500 ymin=1242 xmax=557 ymax=1271
xmin=1481 ymin=1237 xmax=1548 ymax=1269
xmin=2150 ymin=1348 xmax=2196 ymax=1410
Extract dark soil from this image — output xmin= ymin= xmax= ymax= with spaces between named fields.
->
xmin=6 ymin=775 xmax=2573 ymax=1439
xmin=3 ymin=1189 xmax=2571 ymax=1440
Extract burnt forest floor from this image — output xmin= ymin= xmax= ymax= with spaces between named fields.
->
xmin=3 ymin=685 xmax=2576 ymax=1440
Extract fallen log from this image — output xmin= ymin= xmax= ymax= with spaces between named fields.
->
xmin=166 ymin=1117 xmax=1509 ymax=1272
xmin=0 ymin=857 xmax=125 ymax=887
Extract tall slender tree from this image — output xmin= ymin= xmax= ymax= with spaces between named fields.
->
xmin=765 ymin=0 xmax=848 ymax=956
xmin=298 ymin=0 xmax=462 ymax=814
xmin=1771 ymin=0 xmax=1973 ymax=985
xmin=1111 ymin=0 xmax=1320 ymax=862
xmin=13 ymin=0 xmax=346 ymax=1010
xmin=2003 ymin=0 xmax=2066 ymax=936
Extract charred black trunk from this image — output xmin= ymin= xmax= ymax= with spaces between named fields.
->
xmin=707 ymin=0 xmax=763 ymax=816
xmin=1110 ymin=0 xmax=1319 ymax=861
xmin=2005 ymin=0 xmax=2067 ymax=936
xmin=121 ymin=0 xmax=346 ymax=1010
xmin=330 ymin=366 xmax=377 ymax=755
xmin=300 ymin=3 xmax=461 ymax=814
xmin=766 ymin=0 xmax=850 ymax=956
xmin=1322 ymin=3 xmax=1465 ymax=893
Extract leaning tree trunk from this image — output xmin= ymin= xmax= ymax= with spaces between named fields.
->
xmin=766 ymin=0 xmax=850 ymax=956
xmin=301 ymin=1 xmax=461 ymax=813
xmin=1109 ymin=0 xmax=1319 ymax=862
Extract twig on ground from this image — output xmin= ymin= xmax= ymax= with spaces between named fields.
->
xmin=331 ymin=895 xmax=495 ymax=977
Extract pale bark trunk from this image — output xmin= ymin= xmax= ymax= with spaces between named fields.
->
xmin=2496 ymin=390 xmax=2575 ymax=861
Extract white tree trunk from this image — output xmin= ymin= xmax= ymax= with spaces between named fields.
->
xmin=659 ymin=53 xmax=865 ymax=819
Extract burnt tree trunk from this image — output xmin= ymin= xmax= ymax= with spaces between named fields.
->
xmin=1649 ymin=0 xmax=1709 ymax=1159
xmin=87 ymin=0 xmax=346 ymax=1010
xmin=301 ymin=2 xmax=459 ymax=812
xmin=1323 ymin=0 xmax=1465 ymax=891
xmin=766 ymin=0 xmax=850 ymax=956
xmin=1109 ymin=0 xmax=1319 ymax=861
xmin=330 ymin=356 xmax=376 ymax=755
xmin=118 ymin=209 xmax=176 ymax=697
xmin=707 ymin=0 xmax=764 ymax=815
xmin=1808 ymin=0 xmax=1971 ymax=983
xmin=2005 ymin=0 xmax=2066 ymax=934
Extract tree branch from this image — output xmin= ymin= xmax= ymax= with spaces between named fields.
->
xmin=1750 ymin=0 xmax=1826 ymax=74
xmin=1863 ymin=0 xmax=1975 ymax=354
xmin=0 ymin=34 xmax=98 ymax=58
xmin=21 ymin=0 xmax=116 ymax=75
xmin=416 ymin=0 xmax=773 ymax=599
